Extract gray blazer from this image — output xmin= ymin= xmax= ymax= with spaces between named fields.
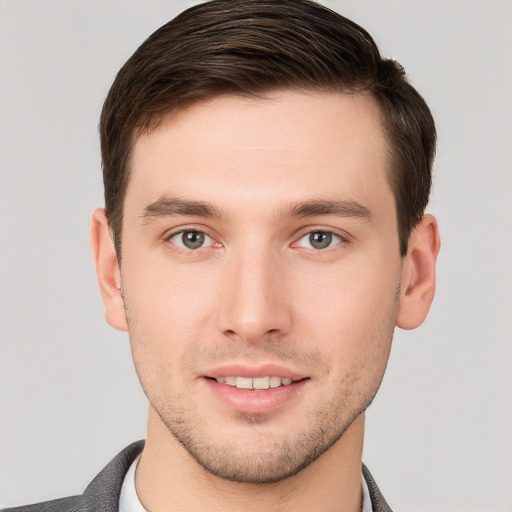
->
xmin=2 ymin=441 xmax=392 ymax=512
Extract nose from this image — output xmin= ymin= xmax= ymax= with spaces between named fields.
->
xmin=216 ymin=243 xmax=292 ymax=343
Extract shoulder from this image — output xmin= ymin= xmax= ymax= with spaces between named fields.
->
xmin=2 ymin=496 xmax=81 ymax=512
xmin=1 ymin=441 xmax=145 ymax=512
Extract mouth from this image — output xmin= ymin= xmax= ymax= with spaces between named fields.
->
xmin=204 ymin=366 xmax=309 ymax=414
xmin=213 ymin=376 xmax=295 ymax=390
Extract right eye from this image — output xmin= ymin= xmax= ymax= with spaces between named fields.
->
xmin=168 ymin=230 xmax=214 ymax=250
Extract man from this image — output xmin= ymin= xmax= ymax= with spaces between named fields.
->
xmin=3 ymin=0 xmax=440 ymax=511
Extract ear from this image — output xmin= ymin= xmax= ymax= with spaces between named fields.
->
xmin=90 ymin=208 xmax=128 ymax=332
xmin=396 ymin=214 xmax=441 ymax=330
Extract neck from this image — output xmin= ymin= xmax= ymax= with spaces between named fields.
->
xmin=135 ymin=406 xmax=365 ymax=512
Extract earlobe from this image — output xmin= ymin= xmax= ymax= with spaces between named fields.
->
xmin=396 ymin=214 xmax=441 ymax=330
xmin=90 ymin=208 xmax=128 ymax=332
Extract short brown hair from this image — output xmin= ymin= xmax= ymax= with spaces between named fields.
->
xmin=100 ymin=0 xmax=436 ymax=258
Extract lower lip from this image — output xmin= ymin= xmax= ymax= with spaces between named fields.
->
xmin=205 ymin=378 xmax=308 ymax=415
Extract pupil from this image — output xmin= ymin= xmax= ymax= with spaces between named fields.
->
xmin=183 ymin=231 xmax=204 ymax=249
xmin=310 ymin=231 xmax=331 ymax=249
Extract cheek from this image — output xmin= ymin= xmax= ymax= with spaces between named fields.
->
xmin=121 ymin=258 xmax=222 ymax=384
xmin=291 ymin=260 xmax=400 ymax=358
xmin=123 ymin=257 xmax=215 ymax=331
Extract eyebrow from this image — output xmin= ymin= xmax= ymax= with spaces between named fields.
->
xmin=141 ymin=195 xmax=372 ymax=223
xmin=141 ymin=196 xmax=223 ymax=222
xmin=284 ymin=199 xmax=373 ymax=222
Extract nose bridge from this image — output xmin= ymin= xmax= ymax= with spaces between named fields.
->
xmin=217 ymin=237 xmax=290 ymax=341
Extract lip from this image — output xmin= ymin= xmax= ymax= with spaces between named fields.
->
xmin=203 ymin=363 xmax=309 ymax=415
xmin=205 ymin=363 xmax=307 ymax=381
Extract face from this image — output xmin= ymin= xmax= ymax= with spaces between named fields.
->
xmin=118 ymin=91 xmax=403 ymax=483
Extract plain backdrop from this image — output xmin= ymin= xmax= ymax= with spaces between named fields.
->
xmin=1 ymin=1 xmax=511 ymax=510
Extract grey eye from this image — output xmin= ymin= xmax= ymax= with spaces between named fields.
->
xmin=309 ymin=231 xmax=332 ymax=249
xmin=182 ymin=231 xmax=205 ymax=249
xmin=296 ymin=231 xmax=340 ymax=250
xmin=169 ymin=230 xmax=211 ymax=250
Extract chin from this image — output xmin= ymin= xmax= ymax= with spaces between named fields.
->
xmin=158 ymin=403 xmax=365 ymax=484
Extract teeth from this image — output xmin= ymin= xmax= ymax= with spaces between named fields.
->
xmin=269 ymin=376 xmax=281 ymax=388
xmin=215 ymin=376 xmax=295 ymax=389
xmin=253 ymin=377 xmax=270 ymax=390
xmin=235 ymin=377 xmax=253 ymax=389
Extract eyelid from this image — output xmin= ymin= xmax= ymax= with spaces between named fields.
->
xmin=290 ymin=226 xmax=351 ymax=249
xmin=164 ymin=225 xmax=222 ymax=250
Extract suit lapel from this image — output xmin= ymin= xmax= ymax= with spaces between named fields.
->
xmin=81 ymin=440 xmax=145 ymax=511
xmin=362 ymin=464 xmax=393 ymax=512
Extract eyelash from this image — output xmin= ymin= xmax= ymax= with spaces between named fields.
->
xmin=292 ymin=230 xmax=345 ymax=251
xmin=166 ymin=228 xmax=220 ymax=252
xmin=164 ymin=227 xmax=349 ymax=253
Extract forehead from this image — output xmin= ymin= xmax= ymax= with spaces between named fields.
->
xmin=127 ymin=90 xmax=391 ymax=217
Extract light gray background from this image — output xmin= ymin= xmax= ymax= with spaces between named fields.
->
xmin=1 ymin=1 xmax=511 ymax=510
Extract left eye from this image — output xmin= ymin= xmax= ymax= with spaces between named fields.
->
xmin=168 ymin=230 xmax=213 ymax=250
xmin=296 ymin=231 xmax=341 ymax=250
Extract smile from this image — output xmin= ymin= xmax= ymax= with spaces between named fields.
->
xmin=206 ymin=372 xmax=309 ymax=414
xmin=215 ymin=376 xmax=294 ymax=390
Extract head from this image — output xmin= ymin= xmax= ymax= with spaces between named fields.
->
xmin=92 ymin=0 xmax=440 ymax=485
xmin=100 ymin=0 xmax=436 ymax=260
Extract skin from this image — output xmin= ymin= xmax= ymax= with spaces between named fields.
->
xmin=91 ymin=90 xmax=440 ymax=512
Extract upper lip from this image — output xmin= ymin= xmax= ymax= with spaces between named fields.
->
xmin=205 ymin=363 xmax=307 ymax=380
